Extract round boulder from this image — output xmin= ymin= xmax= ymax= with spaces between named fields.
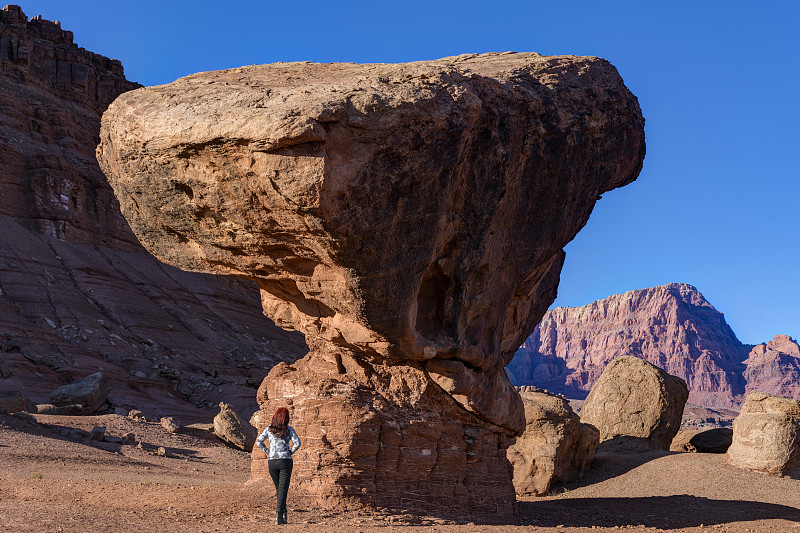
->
xmin=579 ymin=356 xmax=688 ymax=451
xmin=727 ymin=392 xmax=800 ymax=477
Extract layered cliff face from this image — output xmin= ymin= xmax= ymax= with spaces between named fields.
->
xmin=97 ymin=52 xmax=645 ymax=514
xmin=0 ymin=5 xmax=306 ymax=419
xmin=743 ymin=335 xmax=800 ymax=400
xmin=508 ymin=283 xmax=799 ymax=409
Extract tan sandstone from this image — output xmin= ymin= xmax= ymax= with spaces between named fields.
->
xmin=98 ymin=52 xmax=645 ymax=514
xmin=508 ymin=387 xmax=598 ymax=496
xmin=580 ymin=356 xmax=688 ymax=451
xmin=727 ymin=392 xmax=800 ymax=477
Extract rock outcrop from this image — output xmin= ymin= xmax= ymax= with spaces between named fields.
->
xmin=0 ymin=5 xmax=306 ymax=419
xmin=727 ymin=392 xmax=800 ymax=477
xmin=508 ymin=387 xmax=598 ymax=496
xmin=98 ymin=52 xmax=645 ymax=514
xmin=580 ymin=356 xmax=688 ymax=451
xmin=213 ymin=402 xmax=257 ymax=451
xmin=508 ymin=284 xmax=756 ymax=408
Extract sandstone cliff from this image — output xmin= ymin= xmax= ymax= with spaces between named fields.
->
xmin=0 ymin=5 xmax=306 ymax=419
xmin=508 ymin=283 xmax=799 ymax=409
xmin=98 ymin=51 xmax=645 ymax=514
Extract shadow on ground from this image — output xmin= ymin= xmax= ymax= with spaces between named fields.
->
xmin=518 ymin=495 xmax=800 ymax=529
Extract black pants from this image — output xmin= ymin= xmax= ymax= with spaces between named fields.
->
xmin=268 ymin=458 xmax=293 ymax=515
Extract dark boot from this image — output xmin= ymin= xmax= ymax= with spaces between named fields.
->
xmin=281 ymin=510 xmax=288 ymax=524
xmin=276 ymin=512 xmax=282 ymax=525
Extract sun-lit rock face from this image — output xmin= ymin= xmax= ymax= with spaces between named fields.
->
xmin=98 ymin=52 xmax=645 ymax=515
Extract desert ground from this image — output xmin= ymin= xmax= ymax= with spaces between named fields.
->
xmin=1 ymin=411 xmax=798 ymax=533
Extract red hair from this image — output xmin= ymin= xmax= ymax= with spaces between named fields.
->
xmin=269 ymin=407 xmax=290 ymax=438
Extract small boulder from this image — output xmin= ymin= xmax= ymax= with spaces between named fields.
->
xmin=90 ymin=426 xmax=106 ymax=441
xmin=508 ymin=388 xmax=599 ymax=496
xmin=127 ymin=409 xmax=146 ymax=421
xmin=671 ymin=427 xmax=733 ymax=454
xmin=157 ymin=446 xmax=170 ymax=457
xmin=213 ymin=402 xmax=257 ymax=451
xmin=49 ymin=372 xmax=111 ymax=414
xmin=580 ymin=356 xmax=688 ymax=451
xmin=0 ymin=390 xmax=35 ymax=413
xmin=121 ymin=432 xmax=136 ymax=445
xmin=160 ymin=416 xmax=181 ymax=433
xmin=727 ymin=392 xmax=800 ymax=477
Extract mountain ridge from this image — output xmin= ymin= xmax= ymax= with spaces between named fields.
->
xmin=507 ymin=282 xmax=798 ymax=409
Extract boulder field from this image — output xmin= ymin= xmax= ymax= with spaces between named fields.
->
xmin=97 ymin=53 xmax=645 ymax=515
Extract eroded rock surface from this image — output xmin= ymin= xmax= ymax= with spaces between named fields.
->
xmin=508 ymin=386 xmax=598 ymax=496
xmin=727 ymin=392 xmax=800 ymax=477
xmin=580 ymin=356 xmax=688 ymax=451
xmin=98 ymin=52 xmax=645 ymax=514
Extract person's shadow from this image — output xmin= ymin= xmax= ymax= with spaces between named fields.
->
xmin=517 ymin=495 xmax=800 ymax=529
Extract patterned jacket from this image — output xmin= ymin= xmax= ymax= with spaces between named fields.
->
xmin=256 ymin=425 xmax=301 ymax=460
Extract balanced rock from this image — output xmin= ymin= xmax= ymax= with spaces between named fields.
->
xmin=0 ymin=389 xmax=35 ymax=413
xmin=49 ymin=372 xmax=111 ymax=413
xmin=508 ymin=387 xmax=599 ymax=496
xmin=98 ymin=52 xmax=645 ymax=514
xmin=213 ymin=402 xmax=257 ymax=451
xmin=727 ymin=392 xmax=800 ymax=476
xmin=580 ymin=356 xmax=688 ymax=451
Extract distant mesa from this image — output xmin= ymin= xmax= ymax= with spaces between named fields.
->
xmin=97 ymin=51 xmax=645 ymax=515
xmin=507 ymin=283 xmax=800 ymax=409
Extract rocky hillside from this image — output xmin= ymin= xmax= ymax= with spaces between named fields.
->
xmin=507 ymin=283 xmax=800 ymax=409
xmin=0 ymin=5 xmax=306 ymax=421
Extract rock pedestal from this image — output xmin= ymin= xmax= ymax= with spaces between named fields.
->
xmin=508 ymin=387 xmax=599 ymax=496
xmin=580 ymin=356 xmax=688 ymax=451
xmin=727 ymin=392 xmax=800 ymax=477
xmin=98 ymin=52 xmax=645 ymax=515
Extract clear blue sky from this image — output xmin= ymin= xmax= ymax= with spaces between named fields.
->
xmin=22 ymin=1 xmax=799 ymax=345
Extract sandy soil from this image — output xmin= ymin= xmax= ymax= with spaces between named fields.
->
xmin=1 ymin=411 xmax=798 ymax=532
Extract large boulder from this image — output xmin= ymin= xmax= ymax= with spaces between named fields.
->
xmin=49 ymin=372 xmax=111 ymax=413
xmin=580 ymin=356 xmax=688 ymax=451
xmin=727 ymin=392 xmax=800 ymax=476
xmin=0 ymin=390 xmax=35 ymax=413
xmin=213 ymin=402 xmax=257 ymax=451
xmin=508 ymin=387 xmax=599 ymax=496
xmin=98 ymin=52 xmax=645 ymax=515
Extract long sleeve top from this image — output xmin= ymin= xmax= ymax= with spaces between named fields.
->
xmin=256 ymin=425 xmax=301 ymax=460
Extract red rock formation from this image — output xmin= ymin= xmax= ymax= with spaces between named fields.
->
xmin=508 ymin=283 xmax=800 ymax=410
xmin=508 ymin=283 xmax=748 ymax=408
xmin=97 ymin=53 xmax=645 ymax=515
xmin=0 ymin=5 xmax=306 ymax=420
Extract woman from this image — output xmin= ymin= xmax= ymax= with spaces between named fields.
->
xmin=255 ymin=407 xmax=301 ymax=525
